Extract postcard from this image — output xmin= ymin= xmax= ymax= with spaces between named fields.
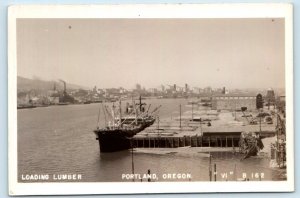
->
xmin=8 ymin=4 xmax=294 ymax=195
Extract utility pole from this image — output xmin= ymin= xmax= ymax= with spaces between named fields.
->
xmin=209 ymin=153 xmax=212 ymax=181
xmin=276 ymin=113 xmax=279 ymax=164
xmin=200 ymin=118 xmax=202 ymax=134
xmin=259 ymin=110 xmax=262 ymax=132
xmin=192 ymin=103 xmax=194 ymax=121
xmin=131 ymin=138 xmax=135 ymax=182
xmin=119 ymin=100 xmax=122 ymax=127
xmin=179 ymin=104 xmax=182 ymax=128
xmin=214 ymin=163 xmax=217 ymax=181
xmin=157 ymin=116 xmax=160 ymax=147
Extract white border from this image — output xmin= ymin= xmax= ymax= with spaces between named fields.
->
xmin=8 ymin=4 xmax=294 ymax=195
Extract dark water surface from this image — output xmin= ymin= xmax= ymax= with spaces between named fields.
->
xmin=18 ymin=98 xmax=283 ymax=182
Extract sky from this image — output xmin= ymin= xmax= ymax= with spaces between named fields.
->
xmin=17 ymin=18 xmax=285 ymax=90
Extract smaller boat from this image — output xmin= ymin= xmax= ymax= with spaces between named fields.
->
xmin=188 ymin=100 xmax=199 ymax=105
xmin=58 ymin=102 xmax=69 ymax=105
xmin=202 ymin=102 xmax=212 ymax=107
xmin=93 ymin=100 xmax=102 ymax=103
xmin=17 ymin=105 xmax=37 ymax=109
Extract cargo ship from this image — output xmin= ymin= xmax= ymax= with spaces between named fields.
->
xmin=94 ymin=97 xmax=159 ymax=152
xmin=94 ymin=116 xmax=155 ymax=152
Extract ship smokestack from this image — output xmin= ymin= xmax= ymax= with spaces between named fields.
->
xmin=59 ymin=79 xmax=66 ymax=92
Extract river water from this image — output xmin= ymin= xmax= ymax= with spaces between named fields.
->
xmin=17 ymin=98 xmax=285 ymax=182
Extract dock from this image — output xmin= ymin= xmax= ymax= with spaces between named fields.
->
xmin=132 ymin=110 xmax=276 ymax=149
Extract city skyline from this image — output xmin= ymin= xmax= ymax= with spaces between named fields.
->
xmin=17 ymin=75 xmax=285 ymax=92
xmin=17 ymin=18 xmax=285 ymax=90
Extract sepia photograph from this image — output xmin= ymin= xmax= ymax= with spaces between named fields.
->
xmin=8 ymin=4 xmax=294 ymax=195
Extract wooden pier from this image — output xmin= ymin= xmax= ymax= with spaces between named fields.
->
xmin=133 ymin=127 xmax=275 ymax=149
xmin=132 ymin=110 xmax=277 ymax=149
xmin=133 ymin=134 xmax=242 ymax=148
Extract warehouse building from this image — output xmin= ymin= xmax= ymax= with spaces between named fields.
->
xmin=211 ymin=94 xmax=258 ymax=111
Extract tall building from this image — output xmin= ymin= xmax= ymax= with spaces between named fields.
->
xmin=93 ymin=86 xmax=97 ymax=94
xmin=204 ymin=86 xmax=212 ymax=93
xmin=161 ymin=85 xmax=165 ymax=92
xmin=173 ymin=84 xmax=177 ymax=92
xmin=256 ymin=93 xmax=263 ymax=109
xmin=265 ymin=88 xmax=276 ymax=104
xmin=136 ymin=83 xmax=142 ymax=91
xmin=222 ymin=87 xmax=226 ymax=94
xmin=185 ymin=83 xmax=189 ymax=93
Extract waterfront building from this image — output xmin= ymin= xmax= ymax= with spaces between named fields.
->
xmin=198 ymin=93 xmax=213 ymax=102
xmin=17 ymin=92 xmax=30 ymax=105
xmin=48 ymin=96 xmax=60 ymax=104
xmin=265 ymin=88 xmax=276 ymax=104
xmin=211 ymin=94 xmax=257 ymax=110
xmin=185 ymin=83 xmax=189 ymax=93
xmin=203 ymin=86 xmax=212 ymax=93
xmin=277 ymin=95 xmax=286 ymax=116
xmin=279 ymin=95 xmax=285 ymax=102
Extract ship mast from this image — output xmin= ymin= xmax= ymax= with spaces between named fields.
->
xmin=139 ymin=95 xmax=142 ymax=112
xmin=133 ymin=98 xmax=138 ymax=125
xmin=119 ymin=99 xmax=122 ymax=127
xmin=97 ymin=107 xmax=101 ymax=129
xmin=102 ymin=103 xmax=107 ymax=127
xmin=112 ymin=103 xmax=115 ymax=128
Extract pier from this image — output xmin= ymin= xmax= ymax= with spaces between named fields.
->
xmin=133 ymin=131 xmax=275 ymax=148
xmin=133 ymin=135 xmax=240 ymax=148
xmin=132 ymin=110 xmax=277 ymax=149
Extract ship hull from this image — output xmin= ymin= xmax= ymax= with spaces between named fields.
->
xmin=94 ymin=118 xmax=155 ymax=152
xmin=97 ymin=130 xmax=132 ymax=152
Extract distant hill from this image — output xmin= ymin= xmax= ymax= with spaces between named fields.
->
xmin=17 ymin=76 xmax=89 ymax=91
